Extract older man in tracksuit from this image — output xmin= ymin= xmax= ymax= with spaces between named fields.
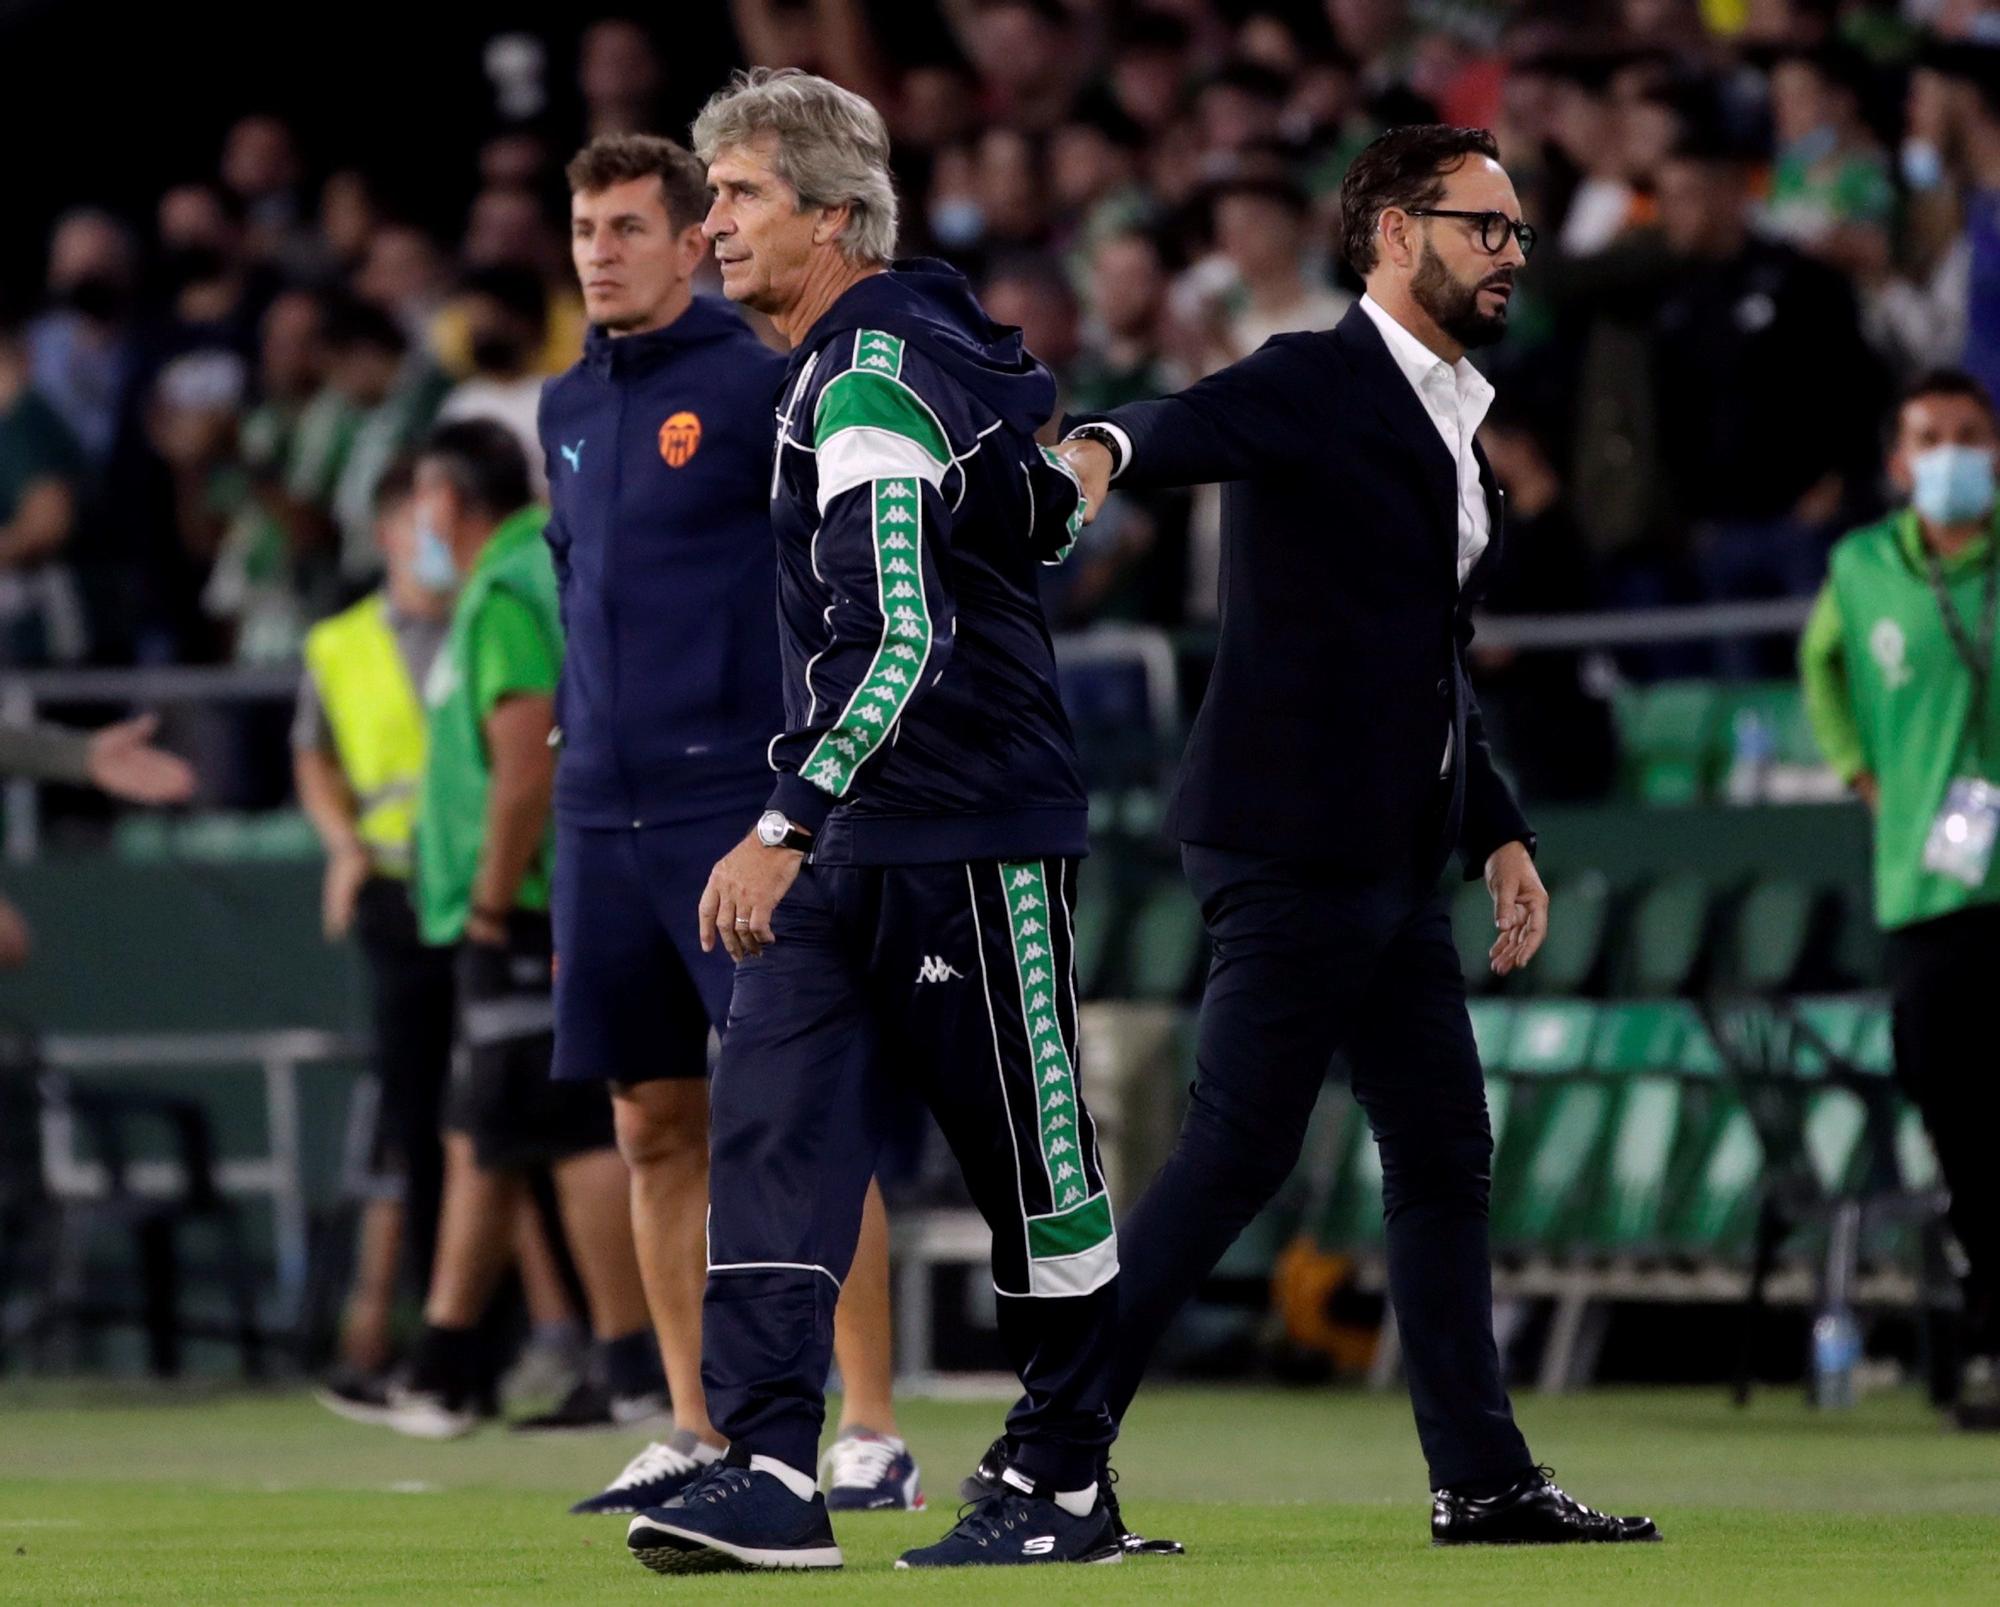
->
xmin=546 ymin=133 xmax=915 ymax=1519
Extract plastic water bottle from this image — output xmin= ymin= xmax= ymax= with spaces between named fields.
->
xmin=1724 ymin=709 xmax=1775 ymax=805
xmin=1811 ymin=1306 xmax=1861 ymax=1409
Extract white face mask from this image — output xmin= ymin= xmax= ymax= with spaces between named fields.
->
xmin=1910 ymin=443 xmax=1998 ymax=526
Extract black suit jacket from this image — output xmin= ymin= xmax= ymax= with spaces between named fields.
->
xmin=1078 ymin=302 xmax=1534 ymax=879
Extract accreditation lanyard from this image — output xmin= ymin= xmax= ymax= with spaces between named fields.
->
xmin=1922 ymin=537 xmax=1999 ymax=767
xmin=1919 ymin=535 xmax=2000 ymax=886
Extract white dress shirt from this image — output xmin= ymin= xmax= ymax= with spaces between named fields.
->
xmin=1357 ymin=295 xmax=1496 ymax=774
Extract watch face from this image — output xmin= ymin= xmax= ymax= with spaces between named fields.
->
xmin=757 ymin=810 xmax=787 ymax=846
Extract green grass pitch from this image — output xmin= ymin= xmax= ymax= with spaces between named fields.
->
xmin=3 ymin=1383 xmax=1996 ymax=1602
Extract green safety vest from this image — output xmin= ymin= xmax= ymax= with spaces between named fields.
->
xmin=1828 ymin=509 xmax=2000 ymax=929
xmin=303 ymin=592 xmax=426 ymax=877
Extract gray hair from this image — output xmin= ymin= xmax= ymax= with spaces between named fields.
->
xmin=691 ymin=68 xmax=898 ymax=265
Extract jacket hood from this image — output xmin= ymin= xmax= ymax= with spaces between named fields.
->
xmin=798 ymin=258 xmax=1056 ymax=438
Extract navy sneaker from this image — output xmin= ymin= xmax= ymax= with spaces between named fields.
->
xmin=627 ymin=1455 xmax=843 ymax=1573
xmin=896 ymin=1475 xmax=1122 ymax=1569
xmin=572 ymin=1430 xmax=718 ymax=1515
xmin=821 ymin=1427 xmax=926 ymax=1511
xmin=960 ymin=1436 xmax=1183 ymax=1557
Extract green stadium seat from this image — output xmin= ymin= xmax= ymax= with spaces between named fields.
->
xmin=1724 ymin=879 xmax=1823 ymax=993
xmin=1504 ymin=1001 xmax=1598 ymax=1074
xmin=1666 ymin=1101 xmax=1764 ymax=1256
xmin=1897 ymin=1106 xmax=1940 ymax=1191
xmin=1851 ymin=1003 xmax=1894 ymax=1074
xmin=1617 ymin=681 xmax=1718 ymax=804
xmin=1789 ymin=995 xmax=1869 ymax=1076
xmin=1489 ymin=1001 xmax=1604 ymax=1248
xmin=1123 ymin=875 xmax=1207 ymax=1002
xmin=1523 ymin=871 xmax=1612 ymax=996
xmin=1803 ymin=1088 xmax=1869 ymax=1194
xmin=1579 ymin=1003 xmax=1702 ymax=1252
xmin=1069 ymin=858 xmax=1118 ymax=998
xmin=1452 ymin=880 xmax=1499 ymax=993
xmin=1466 ymin=998 xmax=1516 ymax=1068
xmin=1623 ymin=874 xmax=1713 ymax=997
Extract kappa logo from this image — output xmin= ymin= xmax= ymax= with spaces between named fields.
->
xmin=1021 ymin=1537 xmax=1056 ymax=1557
xmin=916 ymin=955 xmax=963 ymax=984
xmin=658 ymin=410 xmax=702 ymax=467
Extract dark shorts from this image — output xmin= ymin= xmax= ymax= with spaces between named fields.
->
xmin=445 ymin=910 xmax=616 ymax=1168
xmin=551 ymin=814 xmax=750 ymax=1085
xmin=353 ymin=876 xmax=455 ymax=1179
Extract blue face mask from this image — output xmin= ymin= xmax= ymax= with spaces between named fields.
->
xmin=928 ymin=198 xmax=985 ymax=249
xmin=1911 ymin=444 xmax=1998 ymax=526
xmin=412 ymin=519 xmax=460 ymax=593
xmin=1901 ymin=138 xmax=1945 ymax=192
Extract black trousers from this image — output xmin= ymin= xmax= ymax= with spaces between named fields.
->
xmin=352 ymin=876 xmax=456 ymax=1296
xmin=1887 ymin=902 xmax=2000 ymax=1354
xmin=1108 ymin=842 xmax=1533 ymax=1491
xmin=704 ymin=857 xmax=1117 ymax=1488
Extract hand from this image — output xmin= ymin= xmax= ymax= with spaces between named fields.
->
xmin=1054 ymin=438 xmax=1113 ymax=526
xmin=0 ymin=893 xmax=32 ymax=970
xmin=1484 ymin=840 xmax=1549 ymax=977
xmin=86 ymin=715 xmax=196 ymax=805
xmin=322 ymin=843 xmax=370 ymax=940
xmin=699 ymin=828 xmax=804 ymax=962
xmin=1853 ymin=772 xmax=1880 ymax=812
xmin=464 ymin=908 xmax=509 ymax=948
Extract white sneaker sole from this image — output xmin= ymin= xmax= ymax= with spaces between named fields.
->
xmin=382 ymin=1404 xmax=481 ymax=1441
xmin=626 ymin=1518 xmax=843 ymax=1573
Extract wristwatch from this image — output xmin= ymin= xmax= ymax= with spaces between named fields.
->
xmin=756 ymin=809 xmax=815 ymax=853
xmin=1061 ymin=423 xmax=1126 ymax=475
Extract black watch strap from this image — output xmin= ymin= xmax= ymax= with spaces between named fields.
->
xmin=1063 ymin=423 xmax=1125 ymax=475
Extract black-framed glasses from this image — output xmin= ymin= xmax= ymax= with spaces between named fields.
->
xmin=1404 ymin=208 xmax=1537 ymax=259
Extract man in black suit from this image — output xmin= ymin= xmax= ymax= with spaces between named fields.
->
xmin=967 ymin=126 xmax=1659 ymax=1548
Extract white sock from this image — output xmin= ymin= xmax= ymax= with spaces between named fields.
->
xmin=1054 ymin=1482 xmax=1097 ymax=1518
xmin=690 ymin=1440 xmax=723 ymax=1465
xmin=750 ymin=1453 xmax=818 ymax=1502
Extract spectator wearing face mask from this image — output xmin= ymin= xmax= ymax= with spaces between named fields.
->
xmin=1799 ymin=369 xmax=2000 ymax=1430
xmin=26 ymin=209 xmax=141 ymax=466
xmin=435 ymin=266 xmax=552 ymax=495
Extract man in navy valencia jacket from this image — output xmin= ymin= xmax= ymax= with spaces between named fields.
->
xmin=542 ymin=133 xmax=916 ymax=1519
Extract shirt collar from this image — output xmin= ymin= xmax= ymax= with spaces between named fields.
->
xmin=1358 ymin=293 xmax=1495 ymax=418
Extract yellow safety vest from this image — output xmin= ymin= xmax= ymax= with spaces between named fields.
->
xmin=303 ymin=593 xmax=427 ymax=877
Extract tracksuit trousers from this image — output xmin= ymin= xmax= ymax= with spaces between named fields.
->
xmin=703 ymin=856 xmax=1118 ymax=1489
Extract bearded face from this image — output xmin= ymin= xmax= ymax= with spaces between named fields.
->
xmin=1408 ymin=234 xmax=1514 ymax=351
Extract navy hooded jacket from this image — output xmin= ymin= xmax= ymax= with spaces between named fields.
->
xmin=540 ymin=298 xmax=787 ymax=828
xmin=764 ymin=259 xmax=1089 ymax=866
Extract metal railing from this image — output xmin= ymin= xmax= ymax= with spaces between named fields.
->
xmin=39 ymin=1029 xmax=365 ymax=1331
xmin=0 ymin=599 xmax=1820 ymax=860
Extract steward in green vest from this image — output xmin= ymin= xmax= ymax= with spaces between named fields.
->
xmin=391 ymin=419 xmax=626 ymax=1439
xmin=292 ymin=457 xmax=457 ymax=1408
xmin=1798 ymin=368 xmax=2000 ymax=1424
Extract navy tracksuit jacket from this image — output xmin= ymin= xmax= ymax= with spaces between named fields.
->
xmin=539 ymin=300 xmax=789 ymax=1078
xmin=702 ymin=261 xmax=1118 ymax=1489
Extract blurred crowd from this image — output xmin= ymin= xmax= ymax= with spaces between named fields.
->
xmin=8 ymin=0 xmax=2000 ymax=676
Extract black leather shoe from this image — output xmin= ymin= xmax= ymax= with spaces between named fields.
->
xmin=959 ymin=1438 xmax=1185 ymax=1556
xmin=1431 ymin=1468 xmax=1661 ymax=1546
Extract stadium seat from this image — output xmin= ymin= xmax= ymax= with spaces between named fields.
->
xmin=1522 ymin=871 xmax=1612 ymax=996
xmin=1069 ymin=857 xmax=1118 ymax=999
xmin=1122 ymin=874 xmax=1208 ymax=1002
xmin=1490 ymin=1002 xmax=1605 ymax=1248
xmin=1722 ymin=879 xmax=1824 ymax=993
xmin=1466 ymin=998 xmax=1516 ymax=1068
xmin=1621 ymin=874 xmax=1714 ymax=997
xmin=1616 ymin=681 xmax=1718 ymax=804
xmin=1452 ymin=880 xmax=1499 ymax=993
